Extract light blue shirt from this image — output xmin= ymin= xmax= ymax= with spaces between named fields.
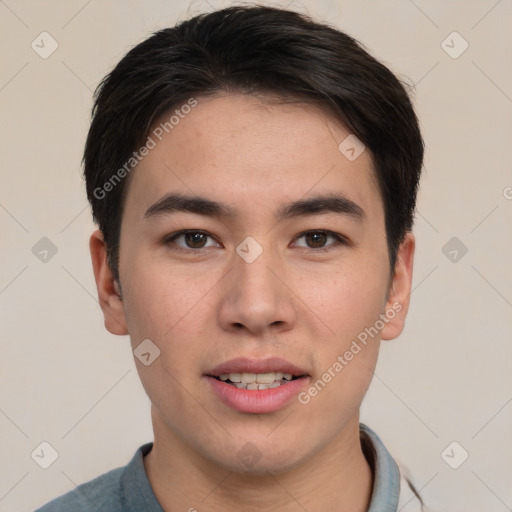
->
xmin=34 ymin=424 xmax=422 ymax=511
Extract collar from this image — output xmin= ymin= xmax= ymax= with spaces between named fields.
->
xmin=120 ymin=442 xmax=164 ymax=511
xmin=360 ymin=423 xmax=401 ymax=511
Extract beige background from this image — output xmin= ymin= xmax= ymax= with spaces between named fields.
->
xmin=1 ymin=0 xmax=511 ymax=511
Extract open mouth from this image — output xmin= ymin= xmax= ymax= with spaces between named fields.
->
xmin=206 ymin=360 xmax=311 ymax=413
xmin=211 ymin=371 xmax=304 ymax=390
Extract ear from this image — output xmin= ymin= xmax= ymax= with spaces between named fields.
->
xmin=380 ymin=232 xmax=415 ymax=340
xmin=89 ymin=229 xmax=128 ymax=335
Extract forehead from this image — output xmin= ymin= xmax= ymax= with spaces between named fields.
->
xmin=122 ymin=93 xmax=382 ymax=223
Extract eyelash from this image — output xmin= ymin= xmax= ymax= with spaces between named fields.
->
xmin=163 ymin=229 xmax=349 ymax=254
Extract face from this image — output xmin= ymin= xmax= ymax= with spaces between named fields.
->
xmin=90 ymin=93 xmax=414 ymax=474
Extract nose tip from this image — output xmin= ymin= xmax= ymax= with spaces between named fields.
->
xmin=217 ymin=246 xmax=297 ymax=336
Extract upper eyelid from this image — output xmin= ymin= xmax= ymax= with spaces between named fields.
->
xmin=293 ymin=231 xmax=349 ymax=248
xmin=167 ymin=230 xmax=221 ymax=245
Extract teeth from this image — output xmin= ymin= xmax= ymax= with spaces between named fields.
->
xmin=217 ymin=371 xmax=299 ymax=388
xmin=234 ymin=382 xmax=283 ymax=390
xmin=256 ymin=372 xmax=276 ymax=384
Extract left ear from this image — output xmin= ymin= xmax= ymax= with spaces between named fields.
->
xmin=380 ymin=232 xmax=415 ymax=340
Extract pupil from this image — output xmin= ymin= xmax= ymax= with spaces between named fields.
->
xmin=186 ymin=232 xmax=206 ymax=248
xmin=307 ymin=232 xmax=326 ymax=248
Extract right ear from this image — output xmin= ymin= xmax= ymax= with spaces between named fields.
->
xmin=89 ymin=229 xmax=129 ymax=335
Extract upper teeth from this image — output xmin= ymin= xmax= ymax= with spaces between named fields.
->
xmin=219 ymin=372 xmax=293 ymax=384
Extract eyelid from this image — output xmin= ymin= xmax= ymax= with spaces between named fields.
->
xmin=291 ymin=230 xmax=349 ymax=249
xmin=164 ymin=230 xmax=221 ymax=250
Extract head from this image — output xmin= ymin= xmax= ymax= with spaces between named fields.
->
xmin=87 ymin=5 xmax=423 ymax=474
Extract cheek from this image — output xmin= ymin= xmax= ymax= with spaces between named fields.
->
xmin=296 ymin=260 xmax=389 ymax=345
xmin=294 ymin=259 xmax=387 ymax=406
xmin=121 ymin=253 xmax=216 ymax=392
xmin=121 ymin=249 xmax=218 ymax=341
xmin=121 ymin=262 xmax=211 ymax=418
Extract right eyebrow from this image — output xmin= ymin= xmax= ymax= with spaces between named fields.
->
xmin=143 ymin=193 xmax=237 ymax=220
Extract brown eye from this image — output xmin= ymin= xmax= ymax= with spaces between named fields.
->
xmin=165 ymin=230 xmax=219 ymax=250
xmin=294 ymin=230 xmax=346 ymax=250
xmin=304 ymin=232 xmax=328 ymax=248
xmin=184 ymin=232 xmax=208 ymax=248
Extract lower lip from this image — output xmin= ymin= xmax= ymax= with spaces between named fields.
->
xmin=206 ymin=376 xmax=309 ymax=413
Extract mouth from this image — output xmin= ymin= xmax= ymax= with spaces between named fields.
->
xmin=211 ymin=371 xmax=302 ymax=390
xmin=205 ymin=357 xmax=310 ymax=413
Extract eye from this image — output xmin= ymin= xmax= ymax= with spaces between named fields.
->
xmin=164 ymin=230 xmax=220 ymax=250
xmin=293 ymin=230 xmax=347 ymax=250
xmin=163 ymin=229 xmax=347 ymax=253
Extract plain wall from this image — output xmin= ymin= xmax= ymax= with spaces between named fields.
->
xmin=0 ymin=1 xmax=511 ymax=511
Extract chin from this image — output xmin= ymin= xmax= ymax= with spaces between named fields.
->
xmin=205 ymin=437 xmax=311 ymax=476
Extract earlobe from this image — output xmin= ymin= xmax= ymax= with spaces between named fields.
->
xmin=89 ymin=229 xmax=128 ymax=335
xmin=380 ymin=232 xmax=415 ymax=341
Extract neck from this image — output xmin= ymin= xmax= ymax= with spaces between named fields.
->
xmin=144 ymin=409 xmax=373 ymax=512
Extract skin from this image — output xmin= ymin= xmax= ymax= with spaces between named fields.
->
xmin=90 ymin=93 xmax=415 ymax=511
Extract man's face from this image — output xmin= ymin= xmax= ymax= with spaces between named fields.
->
xmin=94 ymin=93 xmax=413 ymax=474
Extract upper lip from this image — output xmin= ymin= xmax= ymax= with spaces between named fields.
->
xmin=207 ymin=357 xmax=309 ymax=377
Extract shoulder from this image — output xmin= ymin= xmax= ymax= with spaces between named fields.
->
xmin=34 ymin=443 xmax=158 ymax=512
xmin=34 ymin=466 xmax=125 ymax=511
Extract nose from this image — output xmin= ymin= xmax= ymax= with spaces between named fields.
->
xmin=217 ymin=242 xmax=298 ymax=337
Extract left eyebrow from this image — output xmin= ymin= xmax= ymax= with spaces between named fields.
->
xmin=143 ymin=192 xmax=365 ymax=222
xmin=276 ymin=193 xmax=365 ymax=222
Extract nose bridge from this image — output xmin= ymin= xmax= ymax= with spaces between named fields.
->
xmin=234 ymin=236 xmax=280 ymax=306
xmin=218 ymin=236 xmax=296 ymax=334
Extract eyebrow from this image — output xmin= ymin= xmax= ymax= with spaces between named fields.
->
xmin=143 ymin=192 xmax=365 ymax=222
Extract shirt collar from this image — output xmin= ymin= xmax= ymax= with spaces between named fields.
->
xmin=120 ymin=442 xmax=164 ymax=511
xmin=360 ymin=423 xmax=401 ymax=512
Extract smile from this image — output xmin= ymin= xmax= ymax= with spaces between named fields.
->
xmin=206 ymin=358 xmax=310 ymax=413
xmin=214 ymin=371 xmax=298 ymax=390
